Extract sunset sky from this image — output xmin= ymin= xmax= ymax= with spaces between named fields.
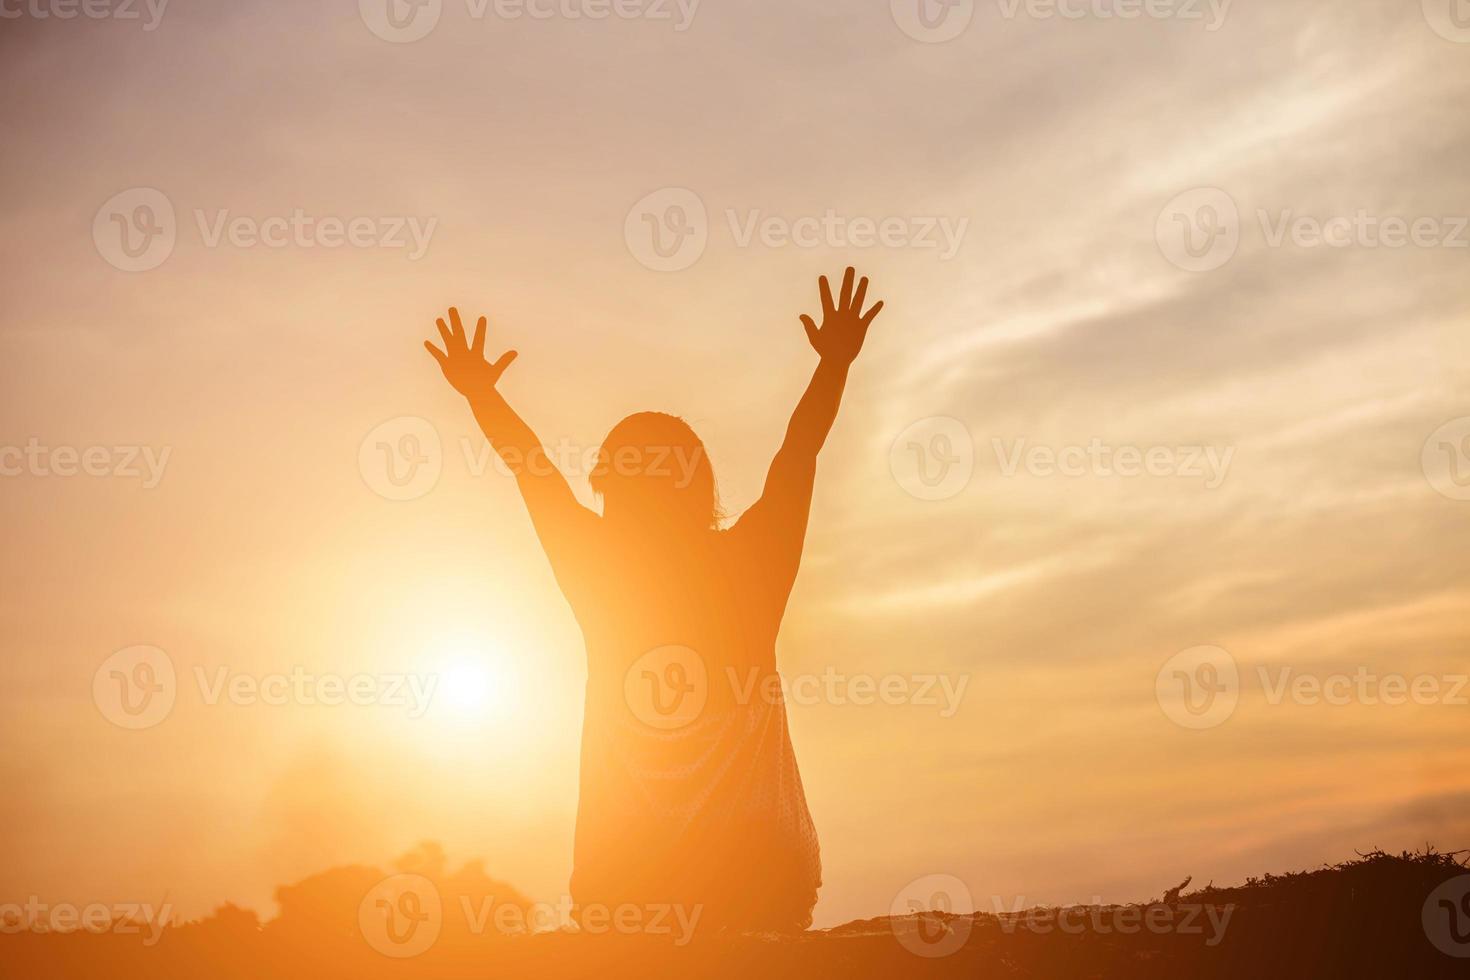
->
xmin=2 ymin=0 xmax=1468 ymax=929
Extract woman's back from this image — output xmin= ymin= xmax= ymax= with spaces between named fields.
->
xmin=559 ymin=518 xmax=822 ymax=931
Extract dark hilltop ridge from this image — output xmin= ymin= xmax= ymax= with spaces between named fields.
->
xmin=3 ymin=846 xmax=1467 ymax=979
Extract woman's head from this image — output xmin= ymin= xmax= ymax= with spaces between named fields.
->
xmin=590 ymin=412 xmax=719 ymax=531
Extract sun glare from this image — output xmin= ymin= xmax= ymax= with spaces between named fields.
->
xmin=434 ymin=651 xmax=511 ymax=720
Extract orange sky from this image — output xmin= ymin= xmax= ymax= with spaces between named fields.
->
xmin=2 ymin=0 xmax=1469 ymax=929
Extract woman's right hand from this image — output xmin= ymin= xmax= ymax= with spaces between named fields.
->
xmin=424 ymin=307 xmax=518 ymax=399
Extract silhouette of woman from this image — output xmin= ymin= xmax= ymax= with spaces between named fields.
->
xmin=425 ymin=268 xmax=884 ymax=933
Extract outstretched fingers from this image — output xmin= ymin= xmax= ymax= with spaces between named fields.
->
xmin=435 ymin=316 xmax=456 ymax=353
xmin=818 ymin=275 xmax=835 ymax=317
xmin=490 ymin=349 xmax=519 ymax=378
xmin=851 ymin=275 xmax=869 ymax=313
xmin=860 ymin=299 xmax=885 ymax=328
xmin=424 ymin=340 xmax=448 ymax=367
xmin=838 ymin=266 xmax=855 ymax=311
xmin=448 ymin=307 xmax=468 ymax=347
xmin=471 ymin=316 xmax=487 ymax=358
xmin=800 ymin=314 xmax=820 ymax=349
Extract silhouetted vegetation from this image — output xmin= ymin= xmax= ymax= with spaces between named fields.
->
xmin=3 ymin=847 xmax=1466 ymax=978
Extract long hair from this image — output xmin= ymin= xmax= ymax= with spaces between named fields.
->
xmin=589 ymin=412 xmax=720 ymax=531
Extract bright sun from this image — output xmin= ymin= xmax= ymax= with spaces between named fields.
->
xmin=433 ymin=651 xmax=513 ymax=721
